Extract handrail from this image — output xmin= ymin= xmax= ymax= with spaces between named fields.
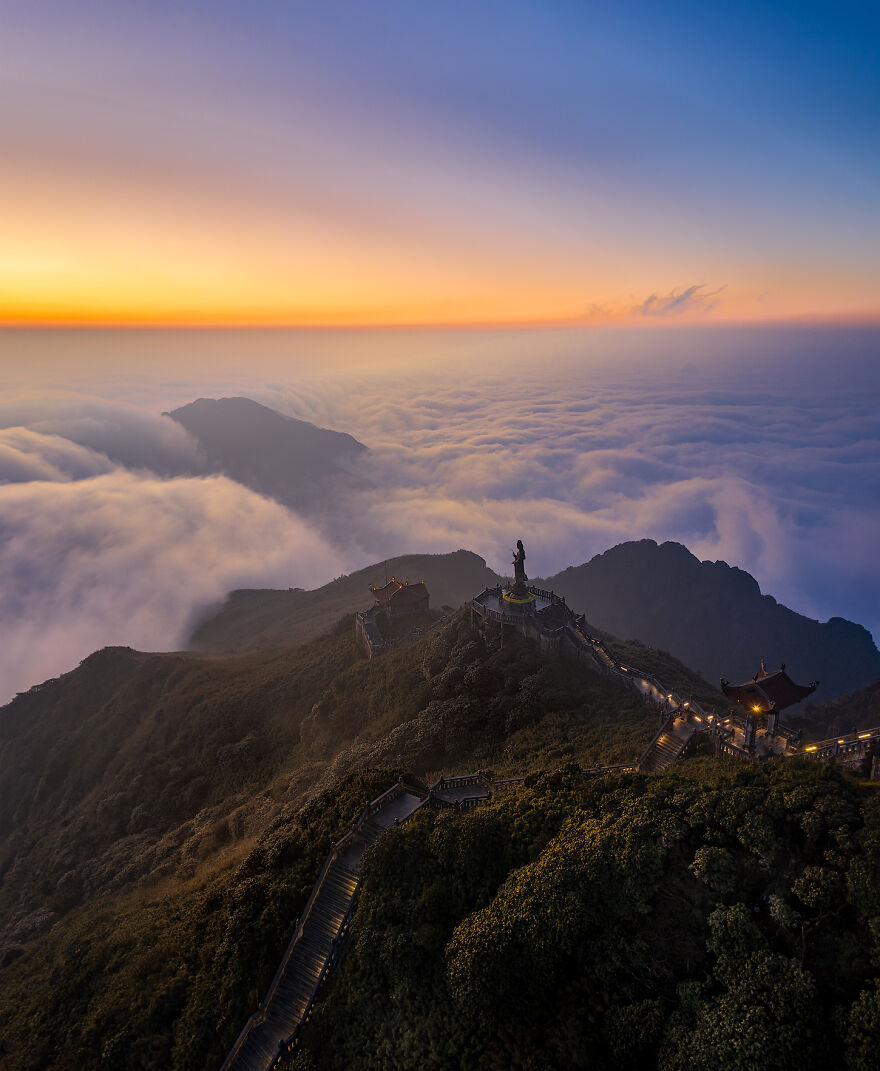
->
xmin=584 ymin=762 xmax=639 ymax=774
xmin=636 ymin=714 xmax=678 ymax=770
xmin=800 ymin=725 xmax=880 ymax=758
xmin=717 ymin=737 xmax=753 ymax=761
xmin=434 ymin=773 xmax=490 ymax=789
xmin=219 ymin=840 xmax=339 ymax=1070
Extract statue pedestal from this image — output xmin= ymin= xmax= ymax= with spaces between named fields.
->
xmin=502 ymin=583 xmax=537 ymax=610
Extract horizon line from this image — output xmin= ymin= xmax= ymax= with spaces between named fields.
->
xmin=2 ymin=312 xmax=880 ymax=332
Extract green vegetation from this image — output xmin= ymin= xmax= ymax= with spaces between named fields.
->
xmin=598 ymin=632 xmax=730 ymax=712
xmin=9 ymin=588 xmax=868 ymax=1071
xmin=296 ymin=761 xmax=880 ymax=1071
xmin=0 ymin=606 xmax=671 ymax=1069
xmin=0 ymin=770 xmax=400 ymax=1071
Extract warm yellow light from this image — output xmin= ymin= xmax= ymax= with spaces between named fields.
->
xmin=805 ymin=746 xmax=817 ymax=752
xmin=837 ymin=739 xmax=845 ymax=745
xmin=858 ymin=732 xmax=872 ymax=739
xmin=752 ymin=705 xmax=761 ymax=712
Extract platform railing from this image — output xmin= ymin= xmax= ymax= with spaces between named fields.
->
xmin=800 ymin=726 xmax=880 ymax=760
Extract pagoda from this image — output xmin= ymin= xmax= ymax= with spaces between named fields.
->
xmin=720 ymin=660 xmax=818 ymax=748
xmin=368 ymin=577 xmax=429 ymax=618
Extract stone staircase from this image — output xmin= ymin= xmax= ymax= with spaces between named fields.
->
xmin=638 ymin=716 xmax=699 ymax=772
xmin=227 ymin=857 xmax=359 ymax=1070
xmin=221 ymin=782 xmax=427 ymax=1071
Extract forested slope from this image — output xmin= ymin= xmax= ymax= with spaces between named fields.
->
xmin=300 ymin=761 xmax=880 ymax=1071
xmin=0 ymin=606 xmax=678 ymax=1071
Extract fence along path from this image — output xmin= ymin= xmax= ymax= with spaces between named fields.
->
xmin=221 ymin=780 xmax=429 ymax=1071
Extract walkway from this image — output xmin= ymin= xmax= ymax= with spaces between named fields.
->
xmin=639 ymin=714 xmax=701 ymax=772
xmin=221 ymin=783 xmax=427 ymax=1071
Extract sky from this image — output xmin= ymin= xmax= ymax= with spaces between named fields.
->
xmin=1 ymin=0 xmax=878 ymax=326
xmin=0 ymin=5 xmax=878 ymax=702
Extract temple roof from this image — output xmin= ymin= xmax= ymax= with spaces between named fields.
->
xmin=369 ymin=579 xmax=401 ymax=603
xmin=390 ymin=581 xmax=428 ymax=604
xmin=369 ymin=577 xmax=428 ymax=606
xmin=720 ymin=663 xmax=819 ymax=712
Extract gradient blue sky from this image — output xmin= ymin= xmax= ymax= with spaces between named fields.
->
xmin=2 ymin=0 xmax=878 ymax=323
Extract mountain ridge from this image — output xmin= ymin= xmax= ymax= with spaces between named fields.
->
xmin=1 ymin=605 xmax=669 ymax=954
xmin=189 ymin=540 xmax=880 ymax=706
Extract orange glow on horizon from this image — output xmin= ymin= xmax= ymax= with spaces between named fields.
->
xmin=4 ymin=155 xmax=878 ymax=331
xmin=3 ymin=305 xmax=879 ymax=331
xmin=4 ymin=171 xmax=878 ymax=331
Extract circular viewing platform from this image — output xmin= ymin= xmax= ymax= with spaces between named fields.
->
xmin=502 ymin=587 xmax=538 ymax=608
xmin=472 ymin=583 xmax=560 ymax=620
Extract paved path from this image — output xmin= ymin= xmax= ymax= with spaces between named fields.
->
xmin=223 ymin=788 xmax=426 ymax=1071
xmin=640 ymin=715 xmax=700 ymax=772
xmin=432 ymin=782 xmax=491 ymax=805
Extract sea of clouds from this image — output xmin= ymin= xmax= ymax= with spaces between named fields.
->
xmin=0 ymin=326 xmax=878 ymax=702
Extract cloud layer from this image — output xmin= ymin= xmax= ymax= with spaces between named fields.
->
xmin=259 ymin=359 xmax=880 ymax=647
xmin=0 ymin=392 xmax=207 ymax=475
xmin=0 ymin=469 xmax=344 ymax=700
xmin=1 ymin=331 xmax=878 ymax=703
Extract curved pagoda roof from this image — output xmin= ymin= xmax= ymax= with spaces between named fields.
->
xmin=369 ymin=577 xmax=428 ymax=606
xmin=720 ymin=661 xmax=819 ymax=712
xmin=369 ymin=579 xmax=402 ymax=604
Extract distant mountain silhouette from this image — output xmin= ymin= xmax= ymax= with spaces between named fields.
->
xmin=796 ymin=677 xmax=880 ymax=738
xmin=167 ymin=396 xmax=367 ymax=507
xmin=542 ymin=539 xmax=880 ymax=705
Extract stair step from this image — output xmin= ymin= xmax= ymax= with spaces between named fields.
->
xmin=297 ymin=935 xmax=329 ymax=956
xmin=309 ymin=911 xmax=343 ymax=933
xmin=307 ymin=904 xmax=342 ymax=923
xmin=289 ymin=960 xmax=323 ymax=984
xmin=276 ymin=982 xmax=313 ymax=1007
xmin=241 ymin=1032 xmax=274 ymax=1068
xmin=312 ymin=903 xmax=345 ymax=924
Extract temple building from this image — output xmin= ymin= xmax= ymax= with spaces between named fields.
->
xmin=720 ymin=660 xmax=818 ymax=753
xmin=368 ymin=577 xmax=429 ymax=617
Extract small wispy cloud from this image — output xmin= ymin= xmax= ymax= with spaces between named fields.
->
xmin=635 ymin=284 xmax=725 ymax=317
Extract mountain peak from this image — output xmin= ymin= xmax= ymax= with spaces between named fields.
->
xmin=166 ymin=396 xmax=366 ymax=507
xmin=544 ymin=541 xmax=879 ymax=704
